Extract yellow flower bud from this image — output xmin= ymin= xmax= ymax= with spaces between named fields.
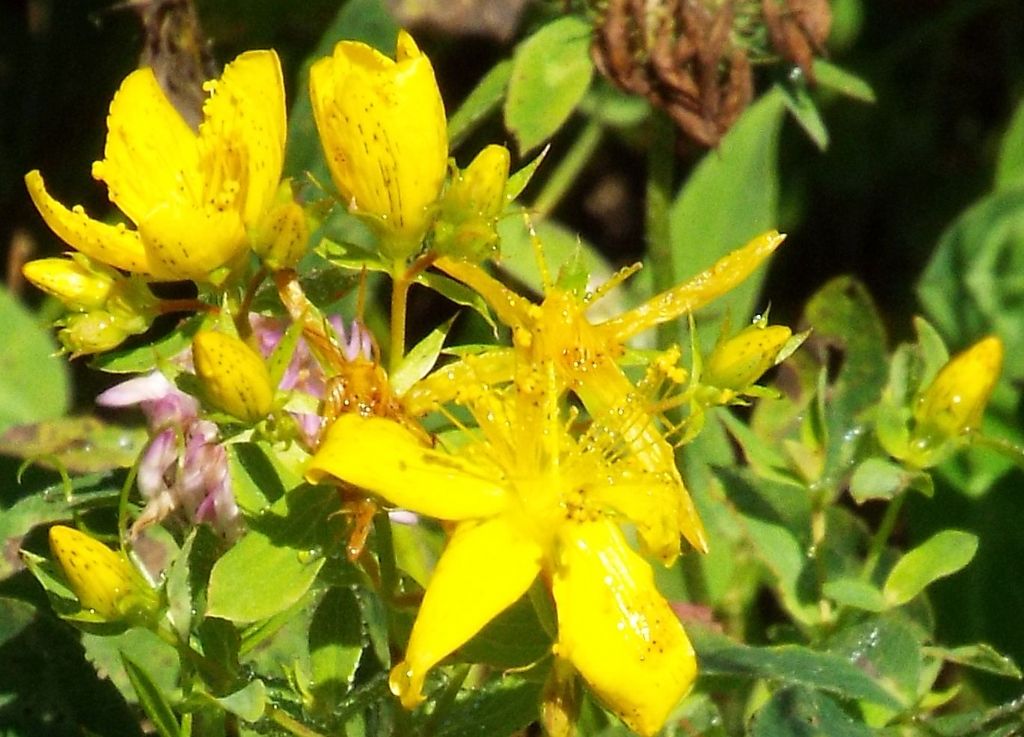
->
xmin=48 ymin=525 xmax=156 ymax=621
xmin=309 ymin=30 xmax=448 ymax=258
xmin=252 ymin=200 xmax=309 ymax=271
xmin=23 ymin=256 xmax=116 ymax=311
xmin=703 ymin=323 xmax=793 ymax=391
xmin=912 ymin=335 xmax=1003 ymax=443
xmin=446 ymin=145 xmax=511 ymax=221
xmin=192 ymin=330 xmax=274 ymax=422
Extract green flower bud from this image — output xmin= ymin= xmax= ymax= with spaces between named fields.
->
xmin=60 ymin=311 xmax=130 ymax=356
xmin=433 ymin=145 xmax=511 ymax=263
xmin=193 ymin=330 xmax=274 ymax=422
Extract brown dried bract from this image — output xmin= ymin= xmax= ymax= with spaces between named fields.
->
xmin=762 ymin=0 xmax=832 ymax=81
xmin=592 ymin=0 xmax=754 ymax=147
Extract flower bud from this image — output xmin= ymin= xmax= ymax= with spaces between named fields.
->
xmin=192 ymin=330 xmax=274 ymax=422
xmin=446 ymin=145 xmax=511 ymax=221
xmin=251 ymin=183 xmax=310 ymax=271
xmin=23 ymin=256 xmax=116 ymax=311
xmin=48 ymin=525 xmax=157 ymax=621
xmin=433 ymin=145 xmax=511 ymax=262
xmin=703 ymin=323 xmax=793 ymax=391
xmin=60 ymin=311 xmax=131 ymax=356
xmin=912 ymin=335 xmax=1003 ymax=443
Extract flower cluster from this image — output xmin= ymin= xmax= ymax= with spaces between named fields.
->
xmin=25 ymin=28 xmax=809 ymax=737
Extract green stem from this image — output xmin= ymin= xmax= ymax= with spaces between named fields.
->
xmin=531 ymin=119 xmax=603 ymax=219
xmin=860 ymin=491 xmax=907 ymax=583
xmin=389 ymin=259 xmax=409 ymax=375
xmin=645 ymin=111 xmax=677 ymax=350
xmin=425 ymin=664 xmax=471 ymax=736
xmin=267 ymin=705 xmax=329 ymax=737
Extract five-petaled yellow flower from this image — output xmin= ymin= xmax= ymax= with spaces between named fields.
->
xmin=404 ymin=229 xmax=786 ymax=564
xmin=310 ymin=31 xmax=448 ymax=257
xmin=26 ymin=50 xmax=287 ymax=281
xmin=308 ymin=357 xmax=697 ymax=736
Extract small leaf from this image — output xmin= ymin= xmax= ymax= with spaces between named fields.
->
xmin=0 ymin=417 xmax=146 ymax=474
xmin=434 ymin=676 xmax=541 ymax=737
xmin=927 ymin=643 xmax=1022 ymax=679
xmin=449 ymin=60 xmax=513 ymax=148
xmin=417 ymin=271 xmax=497 ymax=334
xmin=206 ymin=485 xmax=343 ymax=622
xmin=692 ymin=627 xmax=902 ymax=709
xmin=750 ymin=686 xmax=875 ymax=737
xmin=995 ymin=96 xmax=1024 ymax=190
xmin=392 ymin=317 xmax=455 ymax=396
xmin=883 ymin=530 xmax=979 ymax=607
xmin=505 ymin=16 xmax=594 ymax=153
xmin=309 ymin=587 xmax=365 ymax=707
xmin=779 ymin=78 xmax=829 ymax=151
xmin=0 ymin=286 xmax=69 ymax=433
xmin=849 ymin=458 xmax=932 ymax=503
xmin=213 ymin=680 xmax=267 ymax=722
xmin=458 ymin=595 xmax=553 ymax=668
xmin=504 ymin=147 xmax=549 ymax=202
xmin=812 ymin=59 xmax=877 ymax=103
xmin=121 ymin=653 xmax=179 ymax=737
xmin=823 ymin=578 xmax=885 ymax=613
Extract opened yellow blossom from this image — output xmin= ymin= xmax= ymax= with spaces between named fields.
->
xmin=308 ymin=360 xmax=697 ymax=735
xmin=404 ymin=229 xmax=786 ymax=562
xmin=310 ymin=31 xmax=448 ymax=257
xmin=26 ymin=49 xmax=286 ymax=281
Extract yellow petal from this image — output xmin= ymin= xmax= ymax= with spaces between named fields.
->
xmin=552 ymin=519 xmax=696 ymax=736
xmin=435 ymin=257 xmax=536 ymax=330
xmin=139 ymin=200 xmax=247 ymax=279
xmin=91 ymin=67 xmax=200 ymax=227
xmin=401 ymin=348 xmax=516 ymax=416
xmin=306 ymin=414 xmax=510 ymax=520
xmin=25 ymin=170 xmax=156 ymax=275
xmin=913 ymin=335 xmax=1004 ymax=441
xmin=198 ymin=50 xmax=286 ymax=228
xmin=390 ymin=515 xmax=543 ymax=707
xmin=600 ymin=230 xmax=785 ymax=343
xmin=310 ymin=31 xmax=447 ymax=244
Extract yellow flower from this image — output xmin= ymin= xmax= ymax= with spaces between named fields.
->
xmin=405 ymin=229 xmax=786 ymax=562
xmin=309 ymin=31 xmax=448 ymax=257
xmin=193 ymin=330 xmax=274 ymax=422
xmin=49 ymin=525 xmax=157 ymax=621
xmin=307 ymin=367 xmax=697 ymax=736
xmin=912 ymin=336 xmax=1003 ymax=446
xmin=26 ymin=50 xmax=286 ymax=282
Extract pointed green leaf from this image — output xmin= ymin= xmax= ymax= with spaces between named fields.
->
xmin=121 ymin=654 xmax=179 ymax=737
xmin=309 ymin=586 xmax=365 ymax=707
xmin=823 ymin=577 xmax=886 ymax=613
xmin=883 ymin=530 xmax=979 ymax=607
xmin=505 ymin=16 xmax=594 ymax=153
xmin=751 ymin=686 xmax=875 ymax=737
xmin=995 ymin=96 xmax=1024 ymax=190
xmin=813 ymin=60 xmax=876 ymax=103
xmin=392 ymin=317 xmax=455 ymax=396
xmin=449 ymin=60 xmax=513 ymax=148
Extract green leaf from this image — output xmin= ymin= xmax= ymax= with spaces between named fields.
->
xmin=828 ymin=617 xmax=924 ymax=706
xmin=206 ymin=484 xmax=343 ymax=622
xmin=750 ymin=686 xmax=875 ymax=737
xmin=995 ymin=96 xmax=1024 ymax=190
xmin=83 ymin=628 xmax=180 ymax=708
xmin=0 ymin=597 xmax=37 ymax=647
xmin=803 ymin=277 xmax=889 ymax=483
xmin=458 ymin=595 xmax=553 ymax=668
xmin=883 ymin=530 xmax=979 ymax=607
xmin=392 ymin=317 xmax=455 ymax=396
xmin=503 ymin=148 xmax=549 ymax=203
xmin=812 ymin=60 xmax=876 ymax=103
xmin=417 ymin=271 xmax=497 ymax=334
xmin=823 ymin=577 xmax=886 ymax=613
xmin=91 ymin=315 xmax=201 ymax=373
xmin=849 ymin=458 xmax=932 ymax=503
xmin=449 ymin=60 xmax=513 ymax=149
xmin=779 ymin=79 xmax=829 ymax=151
xmin=693 ymin=628 xmax=902 ymax=709
xmin=309 ymin=587 xmax=365 ymax=707
xmin=165 ymin=526 xmax=220 ymax=638
xmin=212 ymin=679 xmax=267 ymax=722
xmin=928 ymin=643 xmax=1022 ymax=679
xmin=0 ymin=287 xmax=69 ymax=432
xmin=121 ymin=653 xmax=180 ymax=737
xmin=434 ymin=676 xmax=541 ymax=737
xmin=0 ymin=417 xmax=145 ymax=474
xmin=228 ymin=442 xmax=298 ymax=513
xmin=917 ymin=188 xmax=1024 ymax=383
xmin=505 ymin=16 xmax=594 ymax=153
xmin=668 ymin=90 xmax=786 ymax=343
